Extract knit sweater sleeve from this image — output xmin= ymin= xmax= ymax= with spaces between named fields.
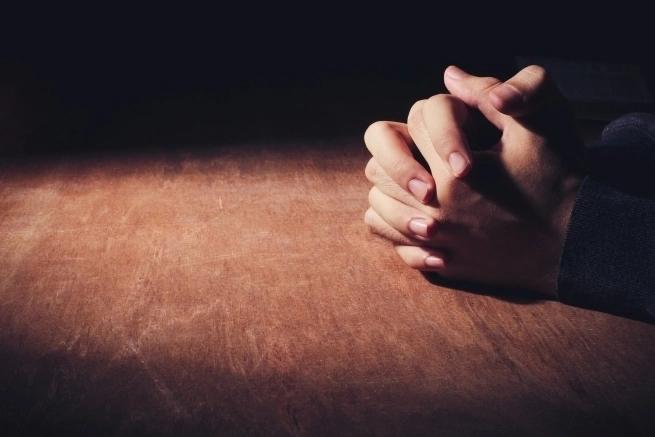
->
xmin=557 ymin=113 xmax=655 ymax=322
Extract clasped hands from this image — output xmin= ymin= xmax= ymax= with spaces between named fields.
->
xmin=364 ymin=65 xmax=583 ymax=297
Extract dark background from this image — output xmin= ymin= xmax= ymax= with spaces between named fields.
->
xmin=1 ymin=7 xmax=653 ymax=154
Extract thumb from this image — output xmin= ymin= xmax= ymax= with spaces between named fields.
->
xmin=444 ymin=64 xmax=557 ymax=119
xmin=487 ymin=65 xmax=554 ymax=117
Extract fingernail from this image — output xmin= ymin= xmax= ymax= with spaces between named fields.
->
xmin=425 ymin=256 xmax=444 ymax=268
xmin=490 ymin=83 xmax=522 ymax=110
xmin=445 ymin=65 xmax=468 ymax=80
xmin=408 ymin=178 xmax=431 ymax=202
xmin=448 ymin=152 xmax=469 ymax=177
xmin=408 ymin=217 xmax=431 ymax=238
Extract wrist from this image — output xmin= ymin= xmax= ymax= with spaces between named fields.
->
xmin=534 ymin=174 xmax=583 ymax=298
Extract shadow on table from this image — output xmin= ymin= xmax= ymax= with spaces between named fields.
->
xmin=0 ymin=339 xmax=639 ymax=437
xmin=422 ymin=272 xmax=545 ymax=305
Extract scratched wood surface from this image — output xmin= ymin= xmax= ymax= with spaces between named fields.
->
xmin=1 ymin=138 xmax=654 ymax=436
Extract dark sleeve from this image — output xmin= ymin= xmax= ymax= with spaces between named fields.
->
xmin=557 ymin=113 xmax=655 ymax=322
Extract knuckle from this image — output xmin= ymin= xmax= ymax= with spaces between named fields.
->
xmin=367 ymin=186 xmax=379 ymax=205
xmin=523 ymin=64 xmax=547 ymax=82
xmin=424 ymin=94 xmax=459 ymax=118
xmin=407 ymin=99 xmax=426 ymax=125
xmin=364 ymin=158 xmax=377 ymax=181
xmin=364 ymin=120 xmax=392 ymax=145
xmin=423 ymin=94 xmax=468 ymax=138
xmin=480 ymin=78 xmax=503 ymax=96
xmin=427 ymin=93 xmax=456 ymax=107
xmin=409 ymin=99 xmax=426 ymax=114
xmin=363 ymin=208 xmax=375 ymax=226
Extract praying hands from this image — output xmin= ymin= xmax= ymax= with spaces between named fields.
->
xmin=363 ymin=65 xmax=584 ymax=297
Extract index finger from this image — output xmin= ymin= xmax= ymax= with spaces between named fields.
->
xmin=364 ymin=121 xmax=436 ymax=203
xmin=408 ymin=96 xmax=473 ymax=179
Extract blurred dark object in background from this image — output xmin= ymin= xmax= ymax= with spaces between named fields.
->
xmin=517 ymin=56 xmax=653 ymax=121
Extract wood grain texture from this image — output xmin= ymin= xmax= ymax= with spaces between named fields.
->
xmin=1 ymin=138 xmax=654 ymax=436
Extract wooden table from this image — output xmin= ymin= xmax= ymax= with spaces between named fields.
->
xmin=1 ymin=137 xmax=654 ymax=436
